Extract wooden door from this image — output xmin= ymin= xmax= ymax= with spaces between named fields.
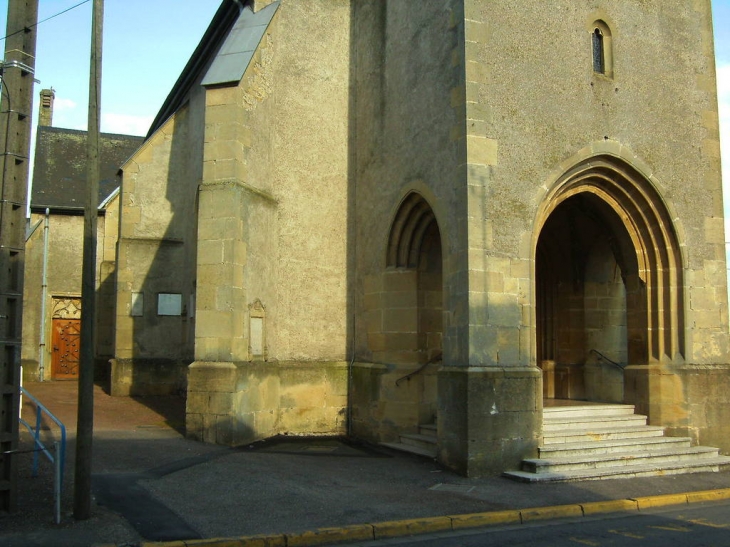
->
xmin=52 ymin=318 xmax=81 ymax=379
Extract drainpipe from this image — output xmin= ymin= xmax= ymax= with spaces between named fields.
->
xmin=38 ymin=208 xmax=50 ymax=381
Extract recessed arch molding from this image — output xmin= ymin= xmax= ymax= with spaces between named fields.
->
xmin=387 ymin=192 xmax=438 ymax=269
xmin=537 ymin=155 xmax=684 ymax=364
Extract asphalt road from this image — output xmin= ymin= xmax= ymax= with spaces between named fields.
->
xmin=346 ymin=499 xmax=730 ymax=547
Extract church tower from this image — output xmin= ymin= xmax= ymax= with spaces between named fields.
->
xmin=349 ymin=0 xmax=728 ymax=475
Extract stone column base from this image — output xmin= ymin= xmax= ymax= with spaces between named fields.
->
xmin=625 ymin=362 xmax=730 ymax=454
xmin=437 ymin=366 xmax=542 ymax=477
xmin=623 ymin=363 xmax=687 ymax=429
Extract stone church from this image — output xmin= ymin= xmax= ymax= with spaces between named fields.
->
xmin=22 ymin=89 xmax=143 ymax=383
xmin=107 ymin=0 xmax=730 ymax=477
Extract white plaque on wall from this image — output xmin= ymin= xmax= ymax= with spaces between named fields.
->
xmin=250 ymin=317 xmax=264 ymax=356
xmin=158 ymin=293 xmax=182 ymax=316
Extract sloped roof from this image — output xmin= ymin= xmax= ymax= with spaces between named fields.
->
xmin=202 ymin=2 xmax=279 ymax=86
xmin=31 ymin=126 xmax=144 ymax=212
xmin=146 ymin=0 xmax=279 ymax=138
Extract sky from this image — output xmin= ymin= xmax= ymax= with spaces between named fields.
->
xmin=0 ymin=0 xmax=221 ymax=135
xmin=716 ymin=1 xmax=730 ymax=259
xmin=0 ymin=0 xmax=728 ymax=224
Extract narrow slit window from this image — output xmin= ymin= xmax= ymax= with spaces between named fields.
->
xmin=591 ymin=20 xmax=613 ymax=78
xmin=593 ymin=28 xmax=605 ymax=74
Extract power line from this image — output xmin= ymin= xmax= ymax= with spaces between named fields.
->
xmin=1 ymin=0 xmax=91 ymax=43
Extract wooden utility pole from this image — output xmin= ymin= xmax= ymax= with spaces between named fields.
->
xmin=0 ymin=0 xmax=38 ymax=513
xmin=74 ymin=0 xmax=103 ymax=520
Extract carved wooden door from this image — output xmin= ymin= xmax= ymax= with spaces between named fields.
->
xmin=52 ymin=318 xmax=81 ymax=379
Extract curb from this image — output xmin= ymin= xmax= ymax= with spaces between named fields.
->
xmin=97 ymin=487 xmax=730 ymax=547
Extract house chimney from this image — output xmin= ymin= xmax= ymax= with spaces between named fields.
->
xmin=39 ymin=88 xmax=55 ymax=127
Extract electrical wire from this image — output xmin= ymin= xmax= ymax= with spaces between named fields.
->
xmin=0 ymin=0 xmax=92 ymax=43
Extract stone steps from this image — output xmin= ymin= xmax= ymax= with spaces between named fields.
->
xmin=542 ymin=424 xmax=667 ymax=445
xmin=380 ymin=423 xmax=437 ymax=459
xmin=538 ymin=435 xmax=692 ymax=458
xmin=504 ymin=457 xmax=730 ymax=482
xmin=542 ymin=404 xmax=636 ymax=419
xmin=523 ymin=446 xmax=721 ymax=473
xmin=504 ymin=403 xmax=730 ymax=482
xmin=543 ymin=414 xmax=649 ymax=432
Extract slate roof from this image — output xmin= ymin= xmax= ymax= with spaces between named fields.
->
xmin=31 ymin=126 xmax=144 ymax=212
xmin=202 ymin=2 xmax=279 ymax=87
xmin=147 ymin=0 xmax=279 ymax=138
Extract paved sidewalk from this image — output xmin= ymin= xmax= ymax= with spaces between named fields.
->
xmin=3 ymin=381 xmax=730 ymax=547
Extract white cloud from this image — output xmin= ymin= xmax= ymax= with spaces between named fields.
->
xmin=101 ymin=112 xmax=153 ymax=136
xmin=52 ymin=97 xmax=78 ymax=112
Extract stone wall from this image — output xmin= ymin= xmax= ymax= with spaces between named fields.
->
xmin=21 ymin=211 xmax=112 ymax=382
xmin=107 ymin=0 xmax=729 ymax=474
xmin=681 ymin=364 xmax=730 ymax=452
xmin=350 ymin=362 xmax=439 ymax=443
xmin=114 ymin=84 xmax=205 ymax=394
xmin=351 ymin=1 xmax=466 ymax=365
xmin=349 ymin=0 xmax=728 ymax=475
xmin=109 ymin=358 xmax=189 ymax=397
xmin=186 ymin=361 xmax=347 ymax=445
xmin=186 ymin=1 xmax=352 ymax=442
xmin=465 ymin=0 xmax=726 ymax=367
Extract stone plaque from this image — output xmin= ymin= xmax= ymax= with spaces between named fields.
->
xmin=250 ymin=317 xmax=264 ymax=356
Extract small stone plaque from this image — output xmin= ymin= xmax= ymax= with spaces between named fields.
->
xmin=250 ymin=316 xmax=264 ymax=355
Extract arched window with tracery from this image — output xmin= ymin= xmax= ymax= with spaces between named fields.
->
xmin=592 ymin=20 xmax=613 ymax=78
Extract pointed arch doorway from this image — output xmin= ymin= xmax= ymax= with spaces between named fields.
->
xmin=384 ymin=192 xmax=443 ymax=427
xmin=535 ymin=156 xmax=684 ymax=408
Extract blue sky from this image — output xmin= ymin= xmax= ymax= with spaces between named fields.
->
xmin=0 ymin=0 xmax=729 ymax=215
xmin=0 ymin=0 xmax=221 ymax=134
xmin=715 ymin=1 xmax=730 ymax=245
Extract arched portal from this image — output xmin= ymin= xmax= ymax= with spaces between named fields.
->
xmin=374 ymin=192 xmax=443 ymax=426
xmin=536 ymin=156 xmax=684 ymax=403
xmin=386 ymin=192 xmax=444 ymax=365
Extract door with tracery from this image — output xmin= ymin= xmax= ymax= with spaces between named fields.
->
xmin=51 ymin=298 xmax=81 ymax=379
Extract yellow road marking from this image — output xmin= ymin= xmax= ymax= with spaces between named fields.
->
xmin=609 ymin=529 xmax=644 ymax=539
xmin=678 ymin=517 xmax=730 ymax=529
xmin=647 ymin=524 xmax=691 ymax=532
xmin=569 ymin=537 xmax=601 ymax=546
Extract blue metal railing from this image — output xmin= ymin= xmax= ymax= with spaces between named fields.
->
xmin=18 ymin=386 xmax=66 ymax=523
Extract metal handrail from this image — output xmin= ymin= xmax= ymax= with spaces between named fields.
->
xmin=18 ymin=386 xmax=66 ymax=523
xmin=589 ymin=349 xmax=625 ymax=371
xmin=396 ymin=352 xmax=443 ymax=387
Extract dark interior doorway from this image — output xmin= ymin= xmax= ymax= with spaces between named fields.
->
xmin=536 ymin=193 xmax=638 ymax=402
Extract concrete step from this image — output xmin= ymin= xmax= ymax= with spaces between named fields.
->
xmin=380 ymin=441 xmax=436 ymax=459
xmin=419 ymin=423 xmax=437 ymax=437
xmin=379 ymin=423 xmax=438 ymax=459
xmin=538 ymin=436 xmax=692 ymax=458
xmin=522 ymin=446 xmax=721 ymax=473
xmin=380 ymin=443 xmax=436 ymax=459
xmin=503 ymin=456 xmax=730 ymax=483
xmin=543 ymin=425 xmax=666 ymax=445
xmin=401 ymin=433 xmax=437 ymax=451
xmin=509 ymin=402 xmax=730 ymax=482
xmin=543 ymin=414 xmax=647 ymax=431
xmin=543 ymin=404 xmax=636 ymax=420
